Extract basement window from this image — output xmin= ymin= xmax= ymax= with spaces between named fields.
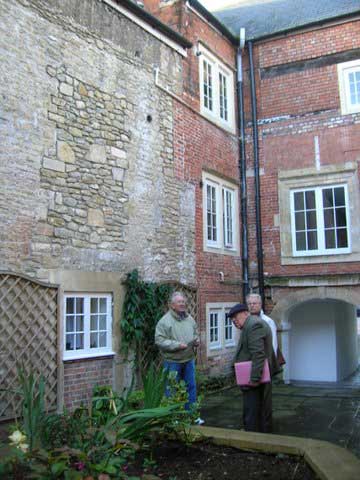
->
xmin=337 ymin=59 xmax=360 ymax=115
xmin=63 ymin=294 xmax=113 ymax=360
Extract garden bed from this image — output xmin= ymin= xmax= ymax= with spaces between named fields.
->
xmin=127 ymin=439 xmax=318 ymax=480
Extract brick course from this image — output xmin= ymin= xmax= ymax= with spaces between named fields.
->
xmin=63 ymin=356 xmax=114 ymax=410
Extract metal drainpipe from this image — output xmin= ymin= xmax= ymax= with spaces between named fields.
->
xmin=236 ymin=28 xmax=249 ymax=301
xmin=248 ymin=40 xmax=265 ymax=305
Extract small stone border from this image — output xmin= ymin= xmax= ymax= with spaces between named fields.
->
xmin=191 ymin=426 xmax=360 ymax=480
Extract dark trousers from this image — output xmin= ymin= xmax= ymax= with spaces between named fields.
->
xmin=242 ymin=382 xmax=272 ymax=433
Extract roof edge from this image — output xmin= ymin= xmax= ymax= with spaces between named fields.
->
xmin=236 ymin=9 xmax=360 ymax=42
xmin=112 ymin=0 xmax=192 ymax=48
xmin=188 ymin=0 xmax=238 ymax=45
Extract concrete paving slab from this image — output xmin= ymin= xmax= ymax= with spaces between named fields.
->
xmin=200 ymin=383 xmax=360 ymax=459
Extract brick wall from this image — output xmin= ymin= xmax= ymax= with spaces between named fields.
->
xmin=243 ymin=19 xmax=360 ymax=286
xmin=168 ymin=4 xmax=242 ymax=373
xmin=63 ymin=356 xmax=114 ymax=410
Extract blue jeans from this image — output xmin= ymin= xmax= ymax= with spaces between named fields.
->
xmin=163 ymin=359 xmax=197 ymax=411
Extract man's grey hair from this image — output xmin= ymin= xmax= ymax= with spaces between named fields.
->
xmin=170 ymin=291 xmax=186 ymax=304
xmin=246 ymin=292 xmax=262 ymax=304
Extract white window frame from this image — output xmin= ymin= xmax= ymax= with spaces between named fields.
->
xmin=203 ymin=172 xmax=239 ymax=255
xmin=224 ymin=307 xmax=236 ymax=347
xmin=206 ymin=303 xmax=238 ymax=356
xmin=63 ymin=293 xmax=113 ymax=360
xmin=290 ymin=184 xmax=351 ymax=257
xmin=209 ymin=309 xmax=222 ymax=350
xmin=206 ymin=179 xmax=221 ymax=248
xmin=223 ymin=187 xmax=235 ymax=248
xmin=198 ymin=43 xmax=235 ymax=133
xmin=337 ymin=59 xmax=360 ymax=115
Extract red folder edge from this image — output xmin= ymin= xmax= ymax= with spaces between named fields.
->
xmin=234 ymin=359 xmax=271 ymax=386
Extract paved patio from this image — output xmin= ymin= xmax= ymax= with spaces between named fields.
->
xmin=200 ymin=369 xmax=360 ymax=459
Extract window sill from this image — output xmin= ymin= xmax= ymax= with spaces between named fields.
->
xmin=204 ymin=245 xmax=240 ymax=256
xmin=281 ymin=251 xmax=360 ymax=265
xmin=63 ymin=351 xmax=115 ymax=362
xmin=200 ymin=108 xmax=236 ymax=135
xmin=209 ymin=345 xmax=222 ymax=351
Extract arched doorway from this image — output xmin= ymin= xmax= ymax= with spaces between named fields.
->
xmin=271 ymin=287 xmax=360 ymax=383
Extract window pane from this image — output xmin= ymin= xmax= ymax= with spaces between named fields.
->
xmin=337 ymin=228 xmax=348 ymax=248
xmin=66 ymin=334 xmax=74 ymax=351
xmin=324 ymin=209 xmax=334 ymax=228
xmin=66 ymin=316 xmax=74 ymax=332
xmin=306 ymin=211 xmax=317 ymax=230
xmin=203 ymin=60 xmax=213 ymax=111
xmin=294 ymin=192 xmax=304 ymax=211
xmin=296 ymin=231 xmax=306 ymax=251
xmin=305 ymin=190 xmax=315 ymax=209
xmin=66 ymin=298 xmax=74 ymax=314
xmin=322 ymin=189 xmax=333 ymax=208
xmin=99 ymin=298 xmax=107 ymax=313
xmin=75 ymin=334 xmax=84 ymax=350
xmin=91 ymin=315 xmax=98 ymax=331
xmin=76 ymin=317 xmax=84 ymax=332
xmin=307 ymin=231 xmax=318 ymax=250
xmin=325 ymin=229 xmax=336 ymax=249
xmin=295 ymin=211 xmax=305 ymax=230
xmin=99 ymin=315 xmax=107 ymax=330
xmin=206 ymin=184 xmax=217 ymax=242
xmin=99 ymin=332 xmax=107 ymax=348
xmin=349 ymin=71 xmax=360 ymax=105
xmin=91 ymin=298 xmax=98 ymax=313
xmin=335 ymin=207 xmax=347 ymax=227
xmin=76 ymin=298 xmax=84 ymax=314
xmin=90 ymin=332 xmax=98 ymax=348
xmin=334 ymin=187 xmax=345 ymax=206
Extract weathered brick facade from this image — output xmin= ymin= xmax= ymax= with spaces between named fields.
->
xmin=242 ymin=19 xmax=360 ymax=280
xmin=145 ymin=1 xmax=360 ymax=379
xmin=144 ymin=0 xmax=243 ymax=374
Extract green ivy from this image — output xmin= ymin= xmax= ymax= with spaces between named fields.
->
xmin=120 ymin=270 xmax=173 ymax=372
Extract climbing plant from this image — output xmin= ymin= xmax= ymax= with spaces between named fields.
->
xmin=120 ymin=270 xmax=173 ymax=378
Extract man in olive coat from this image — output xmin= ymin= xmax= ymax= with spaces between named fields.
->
xmin=229 ymin=303 xmax=279 ymax=433
xmin=155 ymin=291 xmax=204 ymax=424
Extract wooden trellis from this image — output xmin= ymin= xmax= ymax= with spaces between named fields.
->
xmin=0 ymin=272 xmax=59 ymax=421
xmin=136 ymin=282 xmax=198 ymax=381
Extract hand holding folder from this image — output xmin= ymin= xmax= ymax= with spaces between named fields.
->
xmin=234 ymin=359 xmax=270 ymax=386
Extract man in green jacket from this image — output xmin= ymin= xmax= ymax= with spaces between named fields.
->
xmin=155 ymin=291 xmax=204 ymax=424
xmin=229 ymin=303 xmax=279 ymax=433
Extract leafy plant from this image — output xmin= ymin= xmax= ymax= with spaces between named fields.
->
xmin=120 ymin=270 xmax=173 ymax=377
xmin=142 ymin=363 xmax=170 ymax=409
xmin=15 ymin=364 xmax=45 ymax=452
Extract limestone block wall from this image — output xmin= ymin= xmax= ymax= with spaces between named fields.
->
xmin=0 ymin=0 xmax=195 ymax=284
xmin=0 ymin=0 xmax=195 ymax=407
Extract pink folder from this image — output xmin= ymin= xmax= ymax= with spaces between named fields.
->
xmin=234 ymin=359 xmax=271 ymax=386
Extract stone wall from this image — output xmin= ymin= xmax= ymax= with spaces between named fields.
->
xmin=0 ymin=0 xmax=195 ymax=285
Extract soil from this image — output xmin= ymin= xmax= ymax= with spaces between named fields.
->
xmin=127 ymin=440 xmax=319 ymax=480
